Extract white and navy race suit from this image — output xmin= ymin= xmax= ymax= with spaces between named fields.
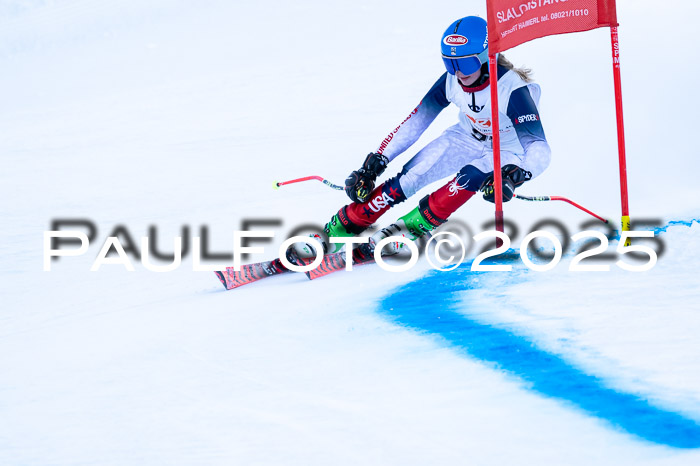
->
xmin=378 ymin=64 xmax=551 ymax=199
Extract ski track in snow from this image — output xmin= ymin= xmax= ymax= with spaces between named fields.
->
xmin=379 ymin=219 xmax=700 ymax=449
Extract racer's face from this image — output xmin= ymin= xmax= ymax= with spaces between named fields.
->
xmin=456 ymin=69 xmax=481 ymax=87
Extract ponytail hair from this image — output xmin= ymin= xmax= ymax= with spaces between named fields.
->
xmin=497 ymin=54 xmax=533 ymax=82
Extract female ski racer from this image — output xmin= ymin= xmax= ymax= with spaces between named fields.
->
xmin=294 ymin=15 xmax=551 ymax=258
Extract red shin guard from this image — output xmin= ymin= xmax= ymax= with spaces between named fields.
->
xmin=344 ymin=182 xmax=394 ymax=228
xmin=427 ymin=177 xmax=476 ymax=220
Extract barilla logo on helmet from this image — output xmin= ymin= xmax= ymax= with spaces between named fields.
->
xmin=443 ymin=34 xmax=468 ymax=46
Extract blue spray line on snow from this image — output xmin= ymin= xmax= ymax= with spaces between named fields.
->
xmin=611 ymin=217 xmax=700 ymax=239
xmin=652 ymin=217 xmax=699 ymax=235
xmin=378 ymin=222 xmax=700 ymax=449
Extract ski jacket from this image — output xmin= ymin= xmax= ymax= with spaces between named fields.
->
xmin=375 ymin=65 xmax=551 ymax=177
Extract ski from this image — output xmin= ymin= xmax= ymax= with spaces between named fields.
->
xmin=214 ymin=258 xmax=290 ymax=290
xmin=214 ymin=247 xmax=381 ymax=289
xmin=303 ymin=247 xmax=375 ymax=280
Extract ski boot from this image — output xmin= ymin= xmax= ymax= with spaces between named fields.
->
xmin=291 ymin=208 xmax=364 ymax=259
xmin=364 ymin=197 xmax=446 ymax=256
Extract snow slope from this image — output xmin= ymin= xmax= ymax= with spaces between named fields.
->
xmin=1 ymin=1 xmax=700 ymax=464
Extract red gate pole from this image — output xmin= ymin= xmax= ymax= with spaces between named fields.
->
xmin=489 ymin=54 xmax=504 ymax=235
xmin=610 ymin=26 xmax=631 ymax=239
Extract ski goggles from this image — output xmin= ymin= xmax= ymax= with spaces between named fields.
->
xmin=442 ymin=49 xmax=488 ymax=75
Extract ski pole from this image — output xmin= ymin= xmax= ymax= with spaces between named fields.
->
xmin=274 ymin=176 xmax=608 ymax=224
xmin=514 ymin=194 xmax=608 ymax=223
xmin=273 ymin=175 xmax=343 ymax=191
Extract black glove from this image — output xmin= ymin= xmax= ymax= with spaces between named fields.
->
xmin=345 ymin=152 xmax=389 ymax=203
xmin=480 ymin=164 xmax=532 ymax=203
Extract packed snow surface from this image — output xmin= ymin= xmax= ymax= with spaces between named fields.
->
xmin=2 ymin=1 xmax=700 ymax=464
